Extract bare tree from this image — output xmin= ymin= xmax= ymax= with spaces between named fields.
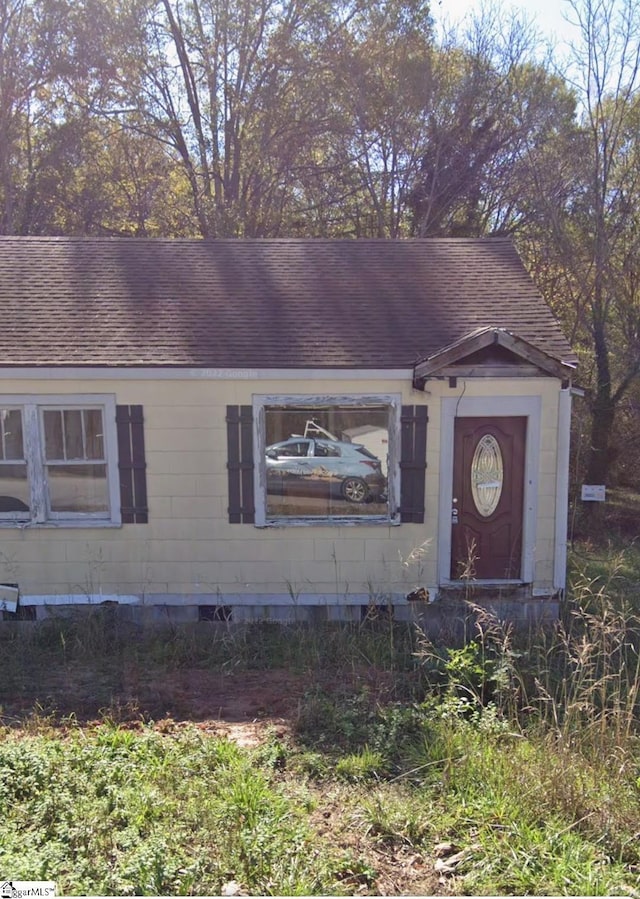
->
xmin=406 ymin=7 xmax=576 ymax=237
xmin=528 ymin=0 xmax=640 ymax=485
xmin=101 ymin=0 xmax=350 ymax=237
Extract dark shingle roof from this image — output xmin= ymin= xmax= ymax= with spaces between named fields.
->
xmin=0 ymin=237 xmax=576 ymax=368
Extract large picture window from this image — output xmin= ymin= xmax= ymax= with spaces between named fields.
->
xmin=0 ymin=395 xmax=120 ymax=525
xmin=254 ymin=395 xmax=401 ymax=525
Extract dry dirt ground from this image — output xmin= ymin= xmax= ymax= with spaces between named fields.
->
xmin=2 ymin=667 xmax=449 ymax=896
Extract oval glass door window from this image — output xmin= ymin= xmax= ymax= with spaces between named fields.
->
xmin=471 ymin=434 xmax=503 ymax=517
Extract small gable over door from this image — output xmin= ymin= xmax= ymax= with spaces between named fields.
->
xmin=413 ymin=327 xmax=576 ymax=388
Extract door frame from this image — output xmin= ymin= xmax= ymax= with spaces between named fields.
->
xmin=438 ymin=395 xmax=541 ymax=586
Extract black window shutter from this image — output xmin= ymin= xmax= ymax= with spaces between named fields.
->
xmin=400 ymin=405 xmax=428 ymax=523
xmin=226 ymin=405 xmax=255 ymax=524
xmin=116 ymin=405 xmax=149 ymax=524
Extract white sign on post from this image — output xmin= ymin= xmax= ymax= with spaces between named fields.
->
xmin=581 ymin=485 xmax=606 ymax=502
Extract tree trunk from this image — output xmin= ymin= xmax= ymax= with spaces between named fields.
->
xmin=585 ymin=390 xmax=615 ymax=485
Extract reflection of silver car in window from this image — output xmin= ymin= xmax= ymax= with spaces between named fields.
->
xmin=265 ymin=437 xmax=387 ymax=503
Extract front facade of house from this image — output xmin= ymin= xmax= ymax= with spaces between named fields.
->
xmin=0 ymin=238 xmax=577 ymax=625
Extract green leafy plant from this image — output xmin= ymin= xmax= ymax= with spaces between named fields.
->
xmin=335 ymin=747 xmax=386 ymax=782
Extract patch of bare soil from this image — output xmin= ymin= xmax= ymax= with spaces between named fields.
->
xmin=124 ymin=666 xmax=308 ymax=728
xmin=2 ymin=665 xmax=449 ymax=895
xmin=132 ymin=667 xmax=307 ymax=747
xmin=2 ymin=661 xmax=400 ymax=728
xmin=1 ymin=665 xmax=307 ymax=726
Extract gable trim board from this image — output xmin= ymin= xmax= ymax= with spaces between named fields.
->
xmin=414 ymin=327 xmax=576 ymax=386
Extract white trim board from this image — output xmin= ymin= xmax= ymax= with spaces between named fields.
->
xmin=438 ymin=395 xmax=542 ymax=586
xmin=553 ymin=388 xmax=572 ymax=591
xmin=0 ymin=367 xmax=414 ymax=381
xmin=20 ymin=594 xmax=140 ymax=606
xmin=19 ymin=592 xmax=419 ymax=607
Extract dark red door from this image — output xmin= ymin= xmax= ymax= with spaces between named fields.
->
xmin=450 ymin=417 xmax=526 ymax=580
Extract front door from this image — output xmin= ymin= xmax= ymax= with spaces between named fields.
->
xmin=450 ymin=416 xmax=526 ymax=580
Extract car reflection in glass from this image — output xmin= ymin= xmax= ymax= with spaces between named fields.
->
xmin=265 ymin=437 xmax=387 ymax=504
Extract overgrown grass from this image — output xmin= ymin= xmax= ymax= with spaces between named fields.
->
xmin=0 ymin=723 xmax=346 ymax=896
xmin=0 ymin=611 xmax=420 ymax=674
xmin=2 ymin=548 xmax=640 ymax=894
xmin=290 ymin=565 xmax=640 ymax=894
xmin=0 ymin=612 xmax=421 ymax=720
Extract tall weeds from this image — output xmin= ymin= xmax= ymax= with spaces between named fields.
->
xmin=531 ymin=595 xmax=640 ymax=753
xmin=415 ymin=559 xmax=640 ymax=755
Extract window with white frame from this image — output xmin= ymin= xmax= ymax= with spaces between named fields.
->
xmin=0 ymin=395 xmax=120 ymax=524
xmin=254 ymin=394 xmax=401 ymax=525
xmin=0 ymin=408 xmax=29 ymax=515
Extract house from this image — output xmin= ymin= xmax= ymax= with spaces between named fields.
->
xmin=0 ymin=237 xmax=577 ymax=626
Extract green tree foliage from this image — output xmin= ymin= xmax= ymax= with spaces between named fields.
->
xmin=0 ymin=0 xmax=189 ymax=234
xmin=0 ymin=0 xmax=584 ymax=242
